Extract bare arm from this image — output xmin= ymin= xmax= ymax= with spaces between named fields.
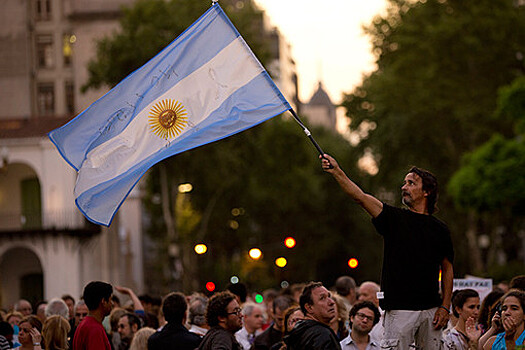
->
xmin=478 ymin=313 xmax=501 ymax=350
xmin=320 ymin=154 xmax=383 ymax=218
xmin=433 ymin=257 xmax=453 ymax=329
xmin=115 ymin=286 xmax=144 ymax=311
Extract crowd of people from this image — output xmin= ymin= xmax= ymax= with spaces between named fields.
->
xmin=0 ymin=274 xmax=523 ymax=350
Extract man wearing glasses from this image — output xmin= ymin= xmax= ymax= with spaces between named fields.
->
xmin=340 ymin=301 xmax=381 ymax=349
xmin=199 ymin=291 xmax=244 ymax=350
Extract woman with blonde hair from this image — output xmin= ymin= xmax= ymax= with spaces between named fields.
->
xmin=42 ymin=315 xmax=70 ymax=350
xmin=129 ymin=327 xmax=155 ymax=350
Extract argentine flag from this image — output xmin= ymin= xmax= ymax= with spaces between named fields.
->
xmin=49 ymin=3 xmax=291 ymax=226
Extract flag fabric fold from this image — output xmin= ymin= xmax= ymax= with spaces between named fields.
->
xmin=49 ymin=3 xmax=291 ymax=226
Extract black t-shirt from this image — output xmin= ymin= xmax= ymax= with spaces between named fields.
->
xmin=372 ymin=203 xmax=454 ymax=310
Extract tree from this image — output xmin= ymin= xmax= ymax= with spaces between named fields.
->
xmin=341 ymin=0 xmax=525 ymax=275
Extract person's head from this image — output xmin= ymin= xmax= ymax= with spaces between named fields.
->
xmin=6 ymin=311 xmax=23 ymax=326
xmin=452 ymin=289 xmax=480 ymax=321
xmin=283 ymin=306 xmax=304 ymax=334
xmin=206 ymin=291 xmax=243 ymax=332
xmin=0 ymin=321 xmax=14 ymax=342
xmin=42 ymin=315 xmax=70 ymax=350
xmin=82 ymin=281 xmax=113 ymax=316
xmin=332 ymin=294 xmax=349 ymax=326
xmin=272 ymin=295 xmax=294 ymax=331
xmin=300 ymin=282 xmax=336 ymax=325
xmin=109 ymin=308 xmax=127 ymax=333
xmin=15 ymin=299 xmax=33 ymax=316
xmin=348 ymin=301 xmax=380 ymax=334
xmin=478 ymin=289 xmax=505 ymax=330
xmin=161 ymin=292 xmax=187 ymax=325
xmin=35 ymin=301 xmax=48 ymax=323
xmin=402 ymin=167 xmax=438 ymax=214
xmin=45 ymin=298 xmax=70 ymax=320
xmin=61 ymin=295 xmax=75 ymax=320
xmin=118 ymin=313 xmax=142 ymax=342
xmin=129 ymin=327 xmax=155 ymax=350
xmin=510 ymin=275 xmax=525 ymax=292
xmin=335 ymin=276 xmax=357 ymax=304
xmin=227 ymin=282 xmax=247 ymax=304
xmin=500 ymin=289 xmax=525 ymax=329
xmin=18 ymin=315 xmax=42 ymax=346
xmin=357 ymin=281 xmax=380 ymax=306
xmin=74 ymin=300 xmax=89 ymax=326
xmin=241 ymin=303 xmax=264 ymax=333
xmin=188 ymin=294 xmax=208 ymax=327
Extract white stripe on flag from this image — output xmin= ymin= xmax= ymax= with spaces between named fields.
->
xmin=75 ymin=37 xmax=263 ymax=196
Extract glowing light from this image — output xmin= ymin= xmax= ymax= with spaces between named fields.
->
xmin=178 ymin=183 xmax=193 ymax=193
xmin=255 ymin=294 xmax=263 ymax=303
xmin=194 ymin=244 xmax=207 ymax=255
xmin=206 ymin=282 xmax=215 ymax=292
xmin=281 ymin=281 xmax=289 ymax=289
xmin=284 ymin=237 xmax=296 ymax=248
xmin=249 ymin=248 xmax=262 ymax=260
xmin=348 ymin=258 xmax=359 ymax=269
xmin=439 ymin=269 xmax=442 ymax=282
xmin=275 ymin=257 xmax=287 ymax=268
xmin=230 ymin=276 xmax=239 ymax=284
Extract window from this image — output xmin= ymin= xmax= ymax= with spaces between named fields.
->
xmin=37 ymin=34 xmax=54 ymax=68
xmin=37 ymin=83 xmax=54 ymax=115
xmin=65 ymin=81 xmax=75 ymax=115
xmin=35 ymin=0 xmax=51 ymax=20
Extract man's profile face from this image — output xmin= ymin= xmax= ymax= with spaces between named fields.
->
xmin=118 ymin=315 xmax=135 ymax=340
xmin=224 ymin=299 xmax=243 ymax=332
xmin=307 ymin=286 xmax=336 ymax=325
xmin=245 ymin=306 xmax=264 ymax=331
xmin=273 ymin=307 xmax=285 ymax=331
xmin=351 ymin=307 xmax=375 ymax=334
xmin=401 ymin=172 xmax=426 ymax=209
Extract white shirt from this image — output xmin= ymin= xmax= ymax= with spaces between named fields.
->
xmin=235 ymin=326 xmax=258 ymax=350
xmin=340 ymin=332 xmax=380 ymax=350
xmin=189 ymin=324 xmax=208 ymax=337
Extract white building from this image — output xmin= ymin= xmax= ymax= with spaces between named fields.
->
xmin=0 ymin=0 xmax=144 ymax=309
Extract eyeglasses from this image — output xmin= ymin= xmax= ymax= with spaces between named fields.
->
xmin=227 ymin=308 xmax=242 ymax=316
xmin=355 ymin=312 xmax=374 ymax=322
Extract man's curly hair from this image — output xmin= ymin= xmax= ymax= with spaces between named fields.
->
xmin=206 ymin=291 xmax=236 ymax=327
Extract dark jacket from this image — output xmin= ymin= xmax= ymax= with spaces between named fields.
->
xmin=148 ymin=322 xmax=202 ymax=350
xmin=251 ymin=323 xmax=282 ymax=350
xmin=283 ymin=320 xmax=341 ymax=350
xmin=198 ymin=326 xmax=241 ymax=350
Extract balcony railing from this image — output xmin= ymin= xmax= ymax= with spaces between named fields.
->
xmin=0 ymin=210 xmax=95 ymax=232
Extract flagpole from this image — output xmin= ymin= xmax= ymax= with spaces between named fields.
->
xmin=289 ymin=109 xmax=333 ymax=168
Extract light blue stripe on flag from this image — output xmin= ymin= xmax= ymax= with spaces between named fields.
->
xmin=49 ymin=3 xmax=291 ymax=226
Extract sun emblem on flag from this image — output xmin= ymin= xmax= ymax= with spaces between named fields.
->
xmin=148 ymin=99 xmax=188 ymax=140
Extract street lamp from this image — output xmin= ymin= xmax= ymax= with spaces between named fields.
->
xmin=249 ymin=248 xmax=262 ymax=260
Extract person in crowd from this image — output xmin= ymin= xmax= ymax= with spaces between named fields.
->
xmin=148 ymin=292 xmax=201 ymax=350
xmin=270 ymin=306 xmax=304 ymax=350
xmin=15 ymin=300 xmax=33 ymax=317
xmin=483 ymin=289 xmax=525 ymax=350
xmin=35 ymin=302 xmax=47 ymax=324
xmin=187 ymin=294 xmax=209 ymax=337
xmin=321 ymin=155 xmax=454 ymax=350
xmin=198 ymin=291 xmax=243 ymax=350
xmin=0 ymin=321 xmax=13 ymax=350
xmin=68 ymin=301 xmax=88 ymax=348
xmin=443 ymin=289 xmax=481 ymax=349
xmin=340 ymin=301 xmax=381 ymax=350
xmin=284 ymin=282 xmax=341 ymax=350
xmin=335 ymin=276 xmax=357 ymax=312
xmin=478 ymin=289 xmax=505 ymax=334
xmin=61 ymin=295 xmax=76 ymax=322
xmin=252 ymin=295 xmax=294 ymax=350
xmin=6 ymin=311 xmax=23 ymax=327
xmin=18 ymin=315 xmax=43 ymax=350
xmin=261 ymin=290 xmax=279 ymax=330
xmin=235 ymin=302 xmax=264 ymax=349
xmin=510 ymin=276 xmax=525 ymax=292
xmin=357 ymin=281 xmax=383 ymax=342
xmin=45 ymin=298 xmax=70 ymax=320
xmin=109 ymin=307 xmax=128 ymax=349
xmin=330 ymin=294 xmax=349 ymax=341
xmin=118 ymin=313 xmax=142 ymax=350
xmin=42 ymin=315 xmax=70 ymax=350
xmin=129 ymin=327 xmax=155 ymax=350
xmin=72 ymin=281 xmax=113 ymax=350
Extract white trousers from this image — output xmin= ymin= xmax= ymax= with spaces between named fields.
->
xmin=380 ymin=308 xmax=443 ymax=350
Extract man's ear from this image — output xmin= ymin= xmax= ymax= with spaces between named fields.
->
xmin=132 ymin=323 xmax=138 ymax=333
xmin=218 ymin=314 xmax=227 ymax=325
xmin=304 ymin=303 xmax=313 ymax=315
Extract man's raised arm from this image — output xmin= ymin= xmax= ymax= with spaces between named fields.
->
xmin=320 ymin=154 xmax=383 ymax=218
